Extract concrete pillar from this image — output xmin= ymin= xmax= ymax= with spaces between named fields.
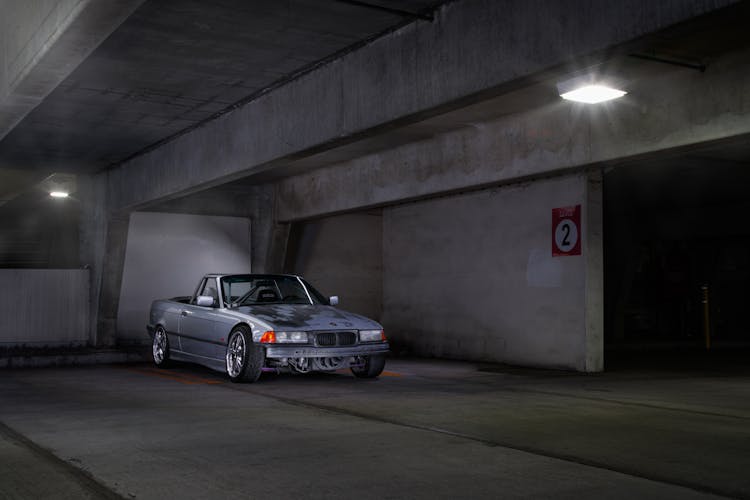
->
xmin=79 ymin=174 xmax=131 ymax=347
xmin=286 ymin=213 xmax=383 ymax=320
xmin=584 ymin=168 xmax=604 ymax=372
xmin=77 ymin=174 xmax=107 ymax=345
xmin=95 ymin=213 xmax=130 ymax=346
xmin=248 ymin=186 xmax=280 ymax=273
xmin=262 ymin=222 xmax=292 ymax=274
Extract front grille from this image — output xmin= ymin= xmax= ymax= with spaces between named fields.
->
xmin=337 ymin=331 xmax=356 ymax=345
xmin=317 ymin=332 xmax=336 ymax=346
xmin=315 ymin=331 xmax=356 ymax=347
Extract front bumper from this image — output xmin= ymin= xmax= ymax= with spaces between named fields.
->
xmin=264 ymin=342 xmax=389 ymax=359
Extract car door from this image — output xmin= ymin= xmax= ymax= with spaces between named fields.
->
xmin=179 ymin=277 xmax=222 ymax=360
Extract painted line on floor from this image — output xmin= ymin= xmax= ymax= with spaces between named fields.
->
xmin=503 ymin=386 xmax=750 ymax=421
xmin=222 ymin=383 xmax=739 ymax=500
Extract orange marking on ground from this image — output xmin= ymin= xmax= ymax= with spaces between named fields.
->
xmin=334 ymin=369 xmax=403 ymax=377
xmin=153 ymin=369 xmax=224 ymax=384
xmin=123 ymin=367 xmax=223 ymax=385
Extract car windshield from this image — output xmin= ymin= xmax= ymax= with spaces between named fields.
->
xmin=221 ymin=275 xmax=327 ymax=306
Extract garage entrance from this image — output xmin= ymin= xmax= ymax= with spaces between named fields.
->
xmin=604 ymin=143 xmax=750 ymax=365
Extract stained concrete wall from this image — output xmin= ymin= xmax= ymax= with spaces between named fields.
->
xmin=0 ymin=191 xmax=80 ymax=267
xmin=382 ymin=172 xmax=601 ymax=371
xmin=0 ymin=269 xmax=89 ymax=346
xmin=290 ymin=212 xmax=382 ymax=321
xmin=116 ymin=212 xmax=251 ymax=343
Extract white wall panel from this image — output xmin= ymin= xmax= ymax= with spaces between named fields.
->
xmin=0 ymin=269 xmax=89 ymax=346
xmin=117 ymin=212 xmax=251 ymax=343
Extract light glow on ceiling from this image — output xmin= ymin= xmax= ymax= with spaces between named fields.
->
xmin=560 ymin=84 xmax=627 ymax=104
xmin=50 ymin=191 xmax=69 ymax=198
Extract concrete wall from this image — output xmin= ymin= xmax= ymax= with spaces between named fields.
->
xmin=0 ymin=269 xmax=89 ymax=346
xmin=290 ymin=212 xmax=382 ymax=321
xmin=0 ymin=190 xmax=80 ymax=268
xmin=116 ymin=212 xmax=251 ymax=343
xmin=143 ymin=183 xmax=276 ymax=273
xmin=382 ymin=172 xmax=600 ymax=371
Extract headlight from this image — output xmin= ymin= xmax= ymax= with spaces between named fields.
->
xmin=275 ymin=331 xmax=308 ymax=343
xmin=359 ymin=329 xmax=385 ymax=342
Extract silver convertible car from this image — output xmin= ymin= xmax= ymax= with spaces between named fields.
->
xmin=147 ymin=274 xmax=389 ymax=382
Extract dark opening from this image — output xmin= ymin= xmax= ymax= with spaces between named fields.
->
xmin=604 ymin=150 xmax=750 ymax=368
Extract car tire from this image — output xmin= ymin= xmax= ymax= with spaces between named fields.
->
xmin=152 ymin=326 xmax=171 ymax=368
xmin=226 ymin=325 xmax=264 ymax=383
xmin=351 ymin=354 xmax=386 ymax=379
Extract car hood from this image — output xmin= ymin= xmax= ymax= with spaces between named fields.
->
xmin=235 ymin=304 xmax=381 ymax=331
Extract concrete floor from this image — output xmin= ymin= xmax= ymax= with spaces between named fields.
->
xmin=1 ymin=357 xmax=748 ymax=499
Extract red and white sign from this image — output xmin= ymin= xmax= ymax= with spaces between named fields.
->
xmin=552 ymin=205 xmax=581 ymax=257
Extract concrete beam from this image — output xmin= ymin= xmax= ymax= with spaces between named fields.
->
xmin=277 ymin=45 xmax=750 ymax=221
xmin=106 ymin=0 xmax=737 ymax=211
xmin=0 ymin=0 xmax=146 ymax=143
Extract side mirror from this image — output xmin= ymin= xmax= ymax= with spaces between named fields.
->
xmin=329 ymin=296 xmax=339 ymax=306
xmin=196 ymin=295 xmax=214 ymax=307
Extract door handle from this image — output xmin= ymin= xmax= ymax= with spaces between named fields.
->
xmin=181 ymin=310 xmax=191 ymax=316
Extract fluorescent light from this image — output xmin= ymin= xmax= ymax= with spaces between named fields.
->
xmin=41 ymin=174 xmax=76 ymax=199
xmin=560 ymin=84 xmax=627 ymax=104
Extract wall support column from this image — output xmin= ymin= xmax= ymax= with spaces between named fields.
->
xmin=95 ymin=213 xmax=131 ymax=346
xmin=263 ymin=223 xmax=292 ymax=274
xmin=78 ymin=174 xmax=107 ymax=346
xmin=80 ymin=173 xmax=131 ymax=347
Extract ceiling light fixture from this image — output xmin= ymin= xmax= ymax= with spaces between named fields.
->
xmin=557 ymin=76 xmax=627 ymax=104
xmin=40 ymin=174 xmax=76 ymax=200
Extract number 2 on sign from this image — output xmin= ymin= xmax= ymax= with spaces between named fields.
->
xmin=561 ymin=223 xmax=570 ymax=247
xmin=552 ymin=205 xmax=581 ymax=256
xmin=554 ymin=218 xmax=578 ymax=252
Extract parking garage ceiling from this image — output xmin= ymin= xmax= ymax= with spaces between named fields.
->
xmin=2 ymin=0 xmax=750 ymax=214
xmin=0 ymin=0 xmax=443 ymax=197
